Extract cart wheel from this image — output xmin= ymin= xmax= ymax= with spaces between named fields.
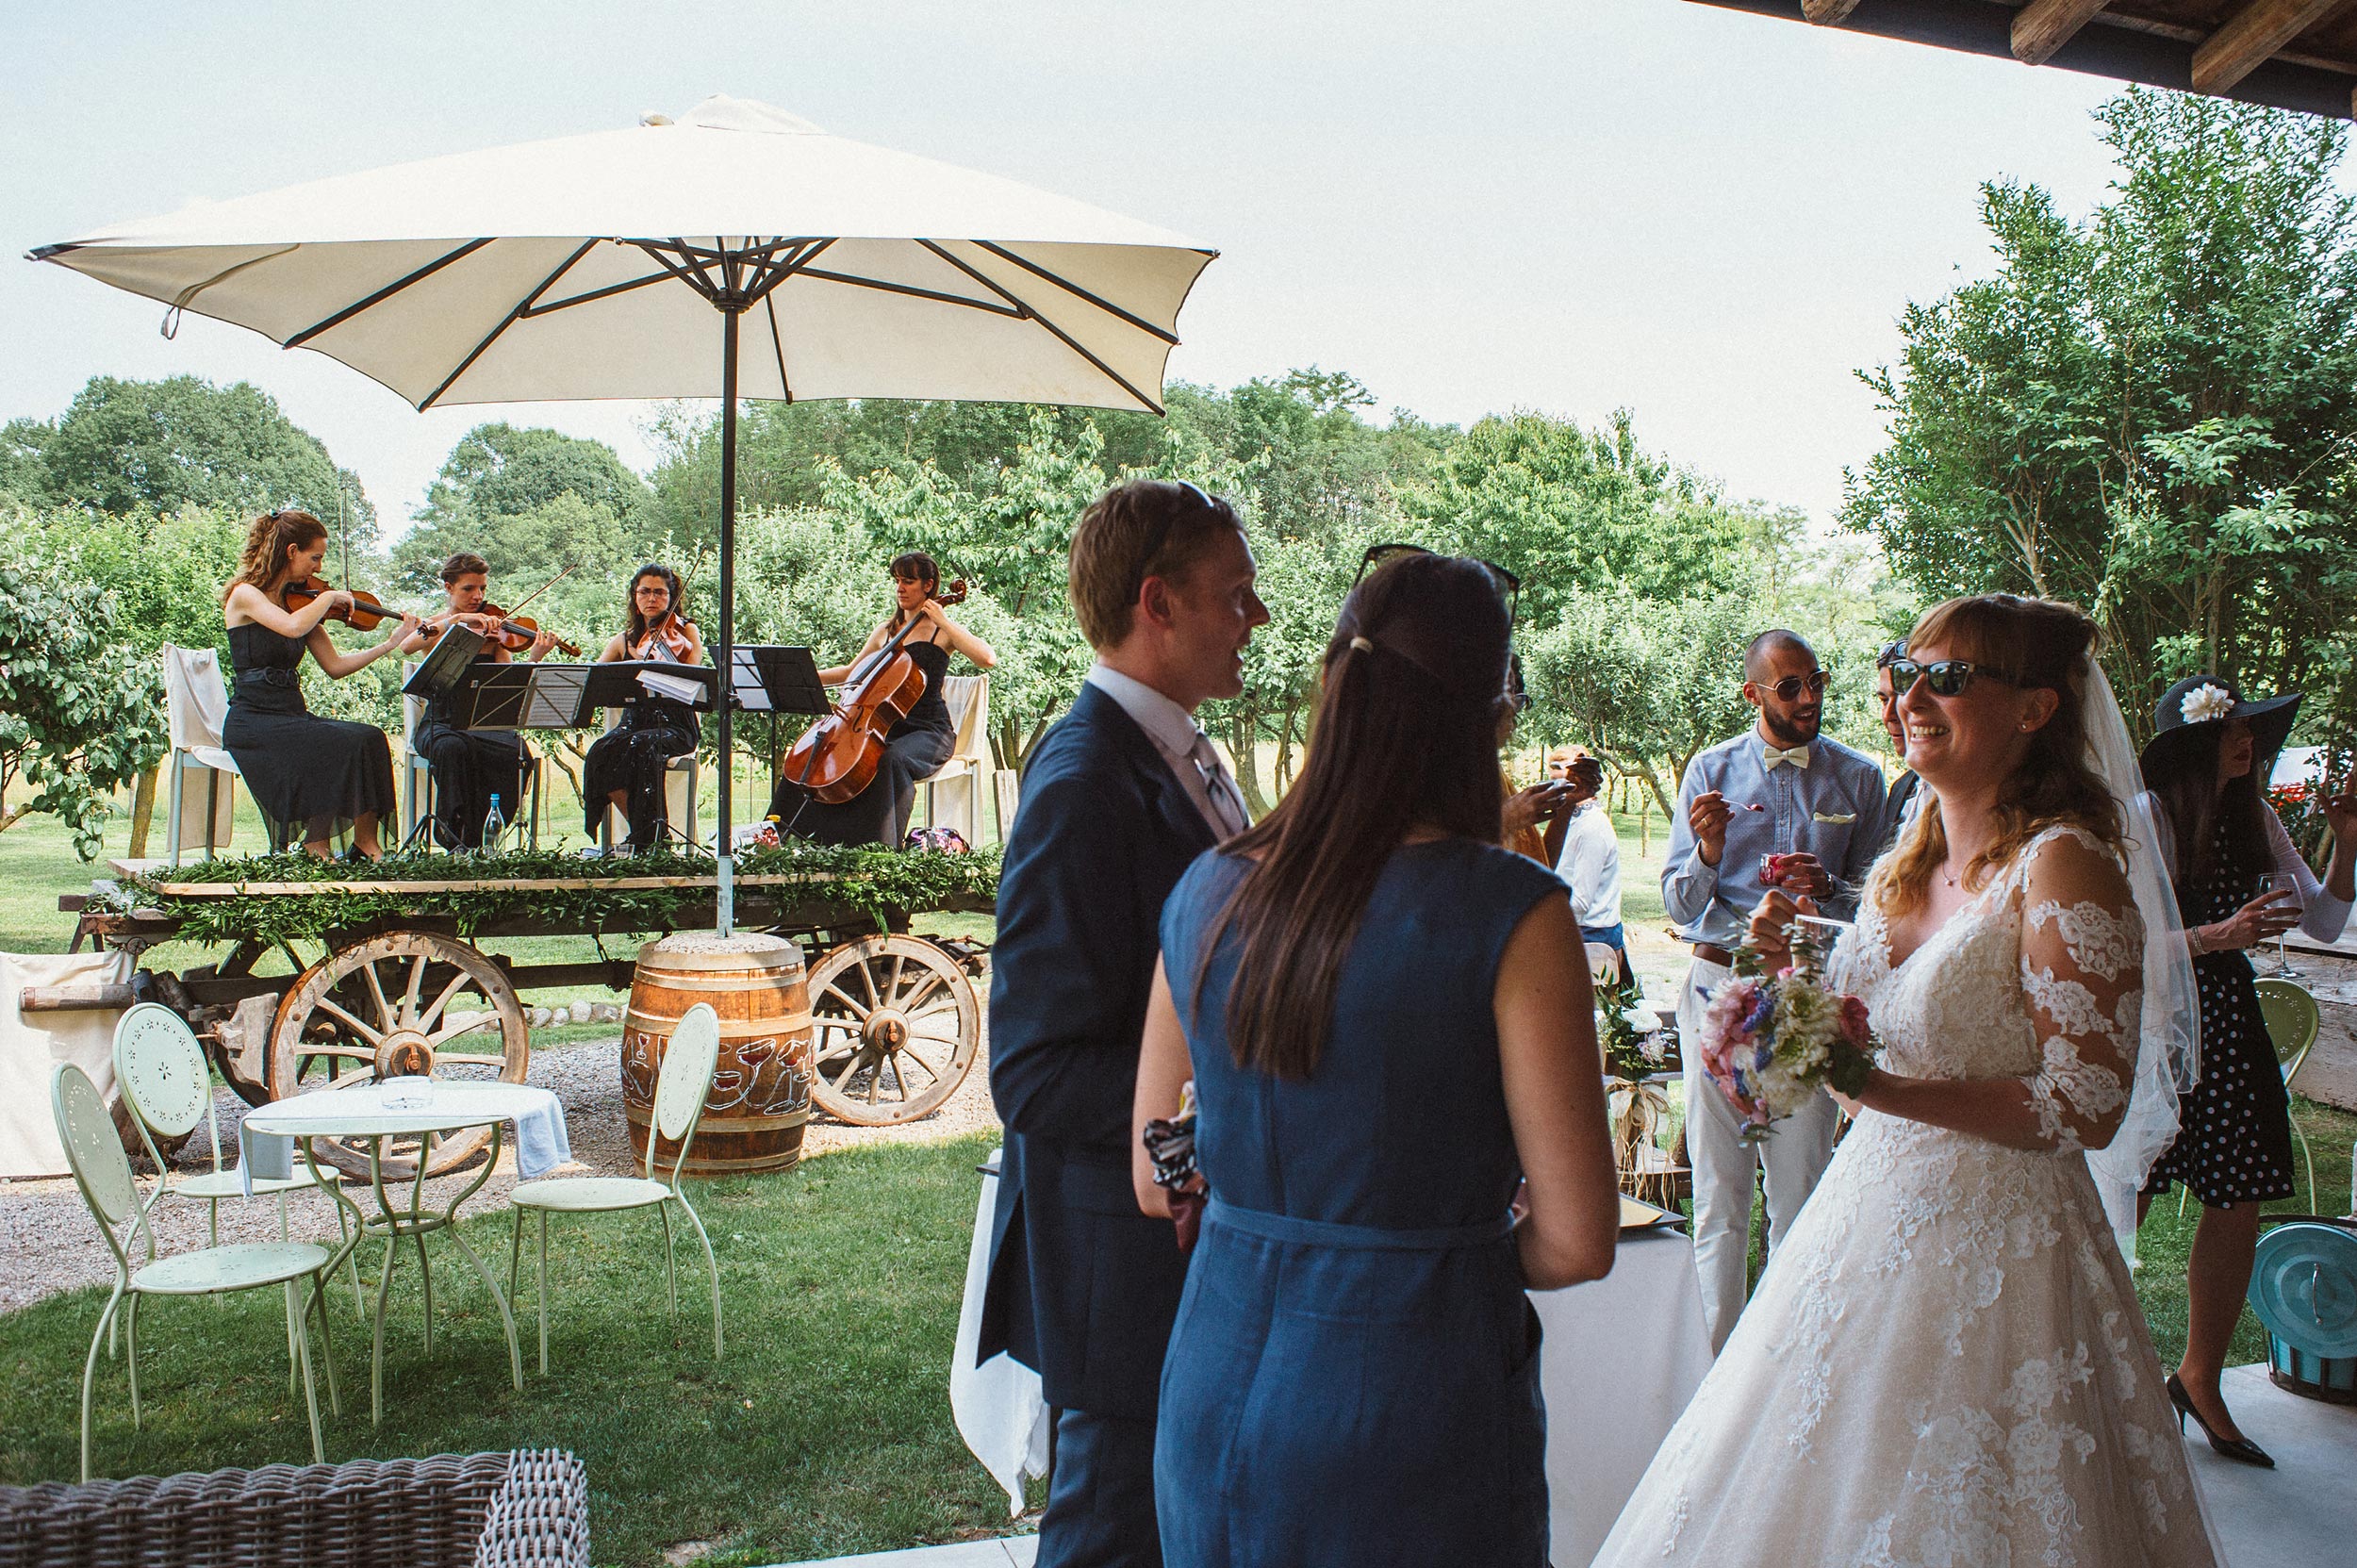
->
xmin=267 ymin=931 xmax=529 ymax=1180
xmin=806 ymin=934 xmax=980 ymax=1126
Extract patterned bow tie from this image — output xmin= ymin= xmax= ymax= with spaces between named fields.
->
xmin=1762 ymin=745 xmax=1810 ymax=770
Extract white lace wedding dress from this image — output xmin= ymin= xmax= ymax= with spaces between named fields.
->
xmin=1593 ymin=826 xmax=2218 ymax=1567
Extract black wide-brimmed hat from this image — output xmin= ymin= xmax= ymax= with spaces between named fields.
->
xmin=2140 ymin=674 xmax=2300 ymax=778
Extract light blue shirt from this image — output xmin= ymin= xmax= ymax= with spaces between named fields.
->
xmin=1662 ymin=730 xmax=1892 ymax=949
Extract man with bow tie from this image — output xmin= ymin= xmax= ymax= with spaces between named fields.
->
xmin=1663 ymin=628 xmax=1890 ymax=1351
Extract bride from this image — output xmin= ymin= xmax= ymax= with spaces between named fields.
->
xmin=1594 ymin=593 xmax=2218 ymax=1567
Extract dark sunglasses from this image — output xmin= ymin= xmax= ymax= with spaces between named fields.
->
xmin=1888 ymin=659 xmax=2012 ymax=698
xmin=1131 ymin=480 xmax=1225 ymax=594
xmin=1754 ymin=669 xmax=1828 ymax=703
xmin=1353 ymin=542 xmax=1521 ymax=618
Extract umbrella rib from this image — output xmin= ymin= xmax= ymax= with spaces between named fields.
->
xmin=766 ymin=292 xmax=793 ymax=404
xmin=973 ymin=240 xmax=1182 ymax=346
xmin=284 ymin=239 xmax=494 ymax=348
xmin=519 ymin=268 xmax=677 ymax=319
xmin=631 ymin=242 xmax=723 ymax=305
xmin=790 ymin=267 xmax=1024 ymax=320
xmin=740 ymin=238 xmax=833 ymax=311
xmin=418 ymin=239 xmax=599 ymax=409
xmin=916 ymin=240 xmax=1163 ymax=415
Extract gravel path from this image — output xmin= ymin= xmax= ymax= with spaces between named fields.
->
xmin=0 ymin=1032 xmax=1003 ymax=1313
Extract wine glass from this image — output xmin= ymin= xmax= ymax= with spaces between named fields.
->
xmin=2258 ymin=871 xmax=2303 ymax=977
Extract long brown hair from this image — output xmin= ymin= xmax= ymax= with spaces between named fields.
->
xmin=2143 ymin=717 xmax=2271 ymax=914
xmin=1194 ymin=553 xmax=1512 ymax=1080
xmin=222 ymin=509 xmax=326 ymax=602
xmin=1874 ymin=593 xmax=2122 ymax=916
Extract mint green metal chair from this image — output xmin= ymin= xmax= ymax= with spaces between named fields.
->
xmin=53 ymin=1063 xmax=341 ymax=1481
xmin=111 ymin=1003 xmax=363 ymax=1315
xmin=2255 ymin=978 xmax=2321 ymax=1209
xmin=507 ymin=1002 xmax=722 ymax=1373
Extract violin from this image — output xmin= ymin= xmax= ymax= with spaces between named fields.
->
xmin=435 ymin=602 xmax=582 ymax=659
xmin=781 ymin=580 xmax=967 ymax=805
xmin=283 ymin=576 xmax=404 ymax=632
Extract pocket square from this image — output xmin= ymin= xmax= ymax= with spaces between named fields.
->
xmin=1813 ymin=811 xmax=1856 ymax=825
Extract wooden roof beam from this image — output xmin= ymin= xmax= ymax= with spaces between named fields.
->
xmin=1801 ymin=0 xmax=1864 ymax=22
xmin=2193 ymin=0 xmax=2351 ymax=94
xmin=2013 ymin=0 xmax=2117 ymax=65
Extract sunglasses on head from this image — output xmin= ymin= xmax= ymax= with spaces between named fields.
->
xmin=1353 ymin=542 xmax=1521 ymax=618
xmin=1887 ymin=659 xmax=2014 ymax=698
xmin=1754 ymin=669 xmax=1828 ymax=703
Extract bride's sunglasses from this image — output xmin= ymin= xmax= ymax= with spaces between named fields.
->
xmin=1354 ymin=542 xmax=1520 ymax=619
xmin=1888 ymin=658 xmax=2016 ymax=698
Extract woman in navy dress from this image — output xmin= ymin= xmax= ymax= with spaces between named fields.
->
xmin=219 ymin=509 xmax=414 ymax=858
xmin=1133 ymin=551 xmax=1621 ymax=1568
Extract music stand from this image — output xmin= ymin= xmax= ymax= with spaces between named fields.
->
xmin=400 ymin=624 xmax=486 ymax=703
xmin=581 ymin=660 xmax=721 ymax=713
xmin=450 ymin=662 xmax=595 ymax=730
xmin=730 ymin=645 xmax=830 ymax=716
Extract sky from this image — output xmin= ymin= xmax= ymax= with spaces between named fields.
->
xmin=3 ymin=0 xmax=2169 ymax=537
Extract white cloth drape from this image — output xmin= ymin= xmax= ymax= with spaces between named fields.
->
xmin=0 ymin=949 xmax=134 ymax=1178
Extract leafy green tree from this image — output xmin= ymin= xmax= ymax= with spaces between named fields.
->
xmin=12 ymin=376 xmax=374 ymax=549
xmin=392 ymin=424 xmax=651 ymax=596
xmin=1846 ymin=88 xmax=2357 ymax=738
xmin=0 ymin=537 xmax=167 ymax=857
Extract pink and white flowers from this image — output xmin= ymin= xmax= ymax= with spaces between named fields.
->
xmin=1699 ymin=943 xmax=1877 ymax=1144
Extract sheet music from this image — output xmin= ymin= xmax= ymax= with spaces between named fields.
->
xmin=637 ymin=668 xmax=708 ymax=705
xmin=731 ymin=646 xmax=772 ymax=712
xmin=520 ymin=664 xmax=590 ymax=728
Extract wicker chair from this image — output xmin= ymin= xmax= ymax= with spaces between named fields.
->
xmin=0 ymin=1449 xmax=589 ymax=1568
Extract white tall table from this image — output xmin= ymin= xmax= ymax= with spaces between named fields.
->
xmin=243 ymin=1081 xmax=555 ymax=1421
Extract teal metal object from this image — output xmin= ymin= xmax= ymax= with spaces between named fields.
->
xmin=2249 ymin=1217 xmax=2357 ymax=1405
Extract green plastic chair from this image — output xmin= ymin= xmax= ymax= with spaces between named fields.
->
xmin=2255 ymin=978 xmax=2321 ymax=1210
xmin=52 ymin=1062 xmax=341 ymax=1481
xmin=507 ymin=1001 xmax=722 ymax=1373
xmin=111 ymin=1004 xmax=362 ymax=1315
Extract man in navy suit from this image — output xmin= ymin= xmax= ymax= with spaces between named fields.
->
xmin=981 ymin=479 xmax=1266 ymax=1568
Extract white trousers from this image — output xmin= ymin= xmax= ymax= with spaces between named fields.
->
xmin=1676 ymin=954 xmax=1840 ymax=1354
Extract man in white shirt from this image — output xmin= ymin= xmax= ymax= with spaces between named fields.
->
xmin=1545 ymin=754 xmax=1626 ymax=982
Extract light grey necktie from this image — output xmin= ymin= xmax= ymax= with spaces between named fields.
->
xmin=1188 ymin=730 xmax=1249 ymax=836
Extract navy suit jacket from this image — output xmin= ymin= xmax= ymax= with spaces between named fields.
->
xmin=980 ymin=681 xmax=1215 ymax=1419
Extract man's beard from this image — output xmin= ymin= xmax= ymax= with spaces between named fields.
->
xmin=1763 ymin=709 xmax=1821 ymax=749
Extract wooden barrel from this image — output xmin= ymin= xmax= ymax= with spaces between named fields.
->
xmin=621 ymin=933 xmax=814 ymax=1177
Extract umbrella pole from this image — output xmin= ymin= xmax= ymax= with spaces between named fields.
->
xmin=716 ymin=305 xmax=740 ymax=935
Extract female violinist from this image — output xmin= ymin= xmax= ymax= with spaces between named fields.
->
xmin=581 ymin=563 xmax=703 ymax=850
xmin=219 ymin=508 xmax=417 ymax=859
xmin=397 ymin=551 xmax=560 ymax=849
xmin=768 ymin=551 xmax=996 ymax=846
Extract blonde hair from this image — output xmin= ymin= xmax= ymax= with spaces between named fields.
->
xmin=1872 ymin=593 xmax=2123 ymax=916
xmin=222 ymin=509 xmax=326 ymax=603
xmin=1067 ymin=481 xmax=1240 ymax=650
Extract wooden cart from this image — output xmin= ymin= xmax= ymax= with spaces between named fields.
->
xmin=56 ymin=863 xmax=995 ymax=1180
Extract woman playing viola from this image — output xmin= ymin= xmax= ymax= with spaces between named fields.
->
xmin=767 ymin=550 xmax=996 ymax=847
xmin=397 ymin=551 xmax=560 ymax=850
xmin=581 ymin=563 xmax=702 ymax=850
xmin=219 ymin=508 xmax=417 ymax=859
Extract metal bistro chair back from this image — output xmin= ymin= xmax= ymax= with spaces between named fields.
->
xmin=2255 ymin=978 xmax=2323 ymax=1210
xmin=507 ymin=1003 xmax=723 ymax=1374
xmin=53 ymin=1063 xmax=341 ymax=1480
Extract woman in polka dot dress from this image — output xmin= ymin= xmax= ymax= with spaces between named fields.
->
xmin=2137 ymin=675 xmax=2357 ymax=1467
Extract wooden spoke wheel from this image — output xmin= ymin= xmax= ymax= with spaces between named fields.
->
xmin=806 ymin=934 xmax=980 ymax=1127
xmin=267 ymin=931 xmax=529 ymax=1180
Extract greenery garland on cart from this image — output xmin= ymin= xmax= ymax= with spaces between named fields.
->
xmin=105 ymin=843 xmax=1000 ymax=948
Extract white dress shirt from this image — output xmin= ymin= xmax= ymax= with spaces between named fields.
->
xmin=1553 ymin=801 xmax=1624 ymax=931
xmin=1084 ymin=664 xmax=1247 ymax=837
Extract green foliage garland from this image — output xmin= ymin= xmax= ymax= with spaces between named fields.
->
xmin=114 ymin=844 xmax=999 ymax=947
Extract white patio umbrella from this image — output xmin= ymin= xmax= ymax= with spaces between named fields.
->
xmin=30 ymin=94 xmax=1217 ymax=929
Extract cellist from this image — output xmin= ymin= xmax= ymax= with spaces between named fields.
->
xmin=582 ymin=563 xmax=703 ymax=850
xmin=768 ymin=551 xmax=995 ymax=846
xmin=396 ymin=552 xmax=560 ymax=849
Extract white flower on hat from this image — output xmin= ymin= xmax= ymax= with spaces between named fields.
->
xmin=2181 ymin=684 xmax=2235 ymax=725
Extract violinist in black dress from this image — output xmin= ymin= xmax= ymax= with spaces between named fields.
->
xmin=397 ymin=551 xmax=560 ymax=849
xmin=219 ymin=509 xmax=416 ymax=859
xmin=767 ymin=551 xmax=996 ymax=847
xmin=582 ymin=563 xmax=703 ymax=850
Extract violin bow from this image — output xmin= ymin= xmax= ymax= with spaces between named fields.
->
xmin=500 ymin=562 xmax=577 ymax=620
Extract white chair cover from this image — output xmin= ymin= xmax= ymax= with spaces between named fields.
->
xmin=161 ymin=644 xmax=238 ymax=857
xmin=924 ymin=675 xmax=992 ymax=843
xmin=0 ymin=949 xmax=134 ymax=1178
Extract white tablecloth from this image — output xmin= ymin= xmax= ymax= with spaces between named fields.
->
xmin=948 ymin=1174 xmax=1713 ymax=1557
xmin=239 ymin=1080 xmax=573 ymax=1191
xmin=1533 ymin=1229 xmax=1713 ymax=1566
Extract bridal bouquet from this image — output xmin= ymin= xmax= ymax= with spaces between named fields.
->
xmin=1699 ymin=926 xmax=1877 ymax=1144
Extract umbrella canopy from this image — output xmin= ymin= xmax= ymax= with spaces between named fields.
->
xmin=31 ymin=95 xmax=1213 ymax=414
xmin=29 ymin=95 xmax=1218 ymax=929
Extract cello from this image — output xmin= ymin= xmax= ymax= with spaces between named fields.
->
xmin=780 ymin=580 xmax=968 ymax=805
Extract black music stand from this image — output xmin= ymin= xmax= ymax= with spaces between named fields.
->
xmin=398 ymin=628 xmax=491 ymax=850
xmin=582 ymin=661 xmax=721 ymax=855
xmin=730 ymin=646 xmax=830 ymax=716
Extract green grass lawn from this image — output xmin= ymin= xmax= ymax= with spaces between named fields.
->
xmin=0 ymin=1134 xmax=1019 ymax=1568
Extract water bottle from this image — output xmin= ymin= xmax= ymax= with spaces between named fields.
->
xmin=482 ymin=793 xmax=506 ymax=854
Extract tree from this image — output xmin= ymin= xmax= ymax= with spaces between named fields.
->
xmin=392 ymin=424 xmax=651 ymax=596
xmin=14 ymin=376 xmax=375 ymax=549
xmin=1846 ymin=89 xmax=2357 ymax=740
xmin=0 ymin=537 xmax=167 ymax=858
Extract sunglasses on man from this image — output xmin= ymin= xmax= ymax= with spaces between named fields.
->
xmin=1353 ymin=542 xmax=1520 ymax=619
xmin=1752 ymin=669 xmax=1828 ymax=703
xmin=1887 ymin=659 xmax=2015 ymax=699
